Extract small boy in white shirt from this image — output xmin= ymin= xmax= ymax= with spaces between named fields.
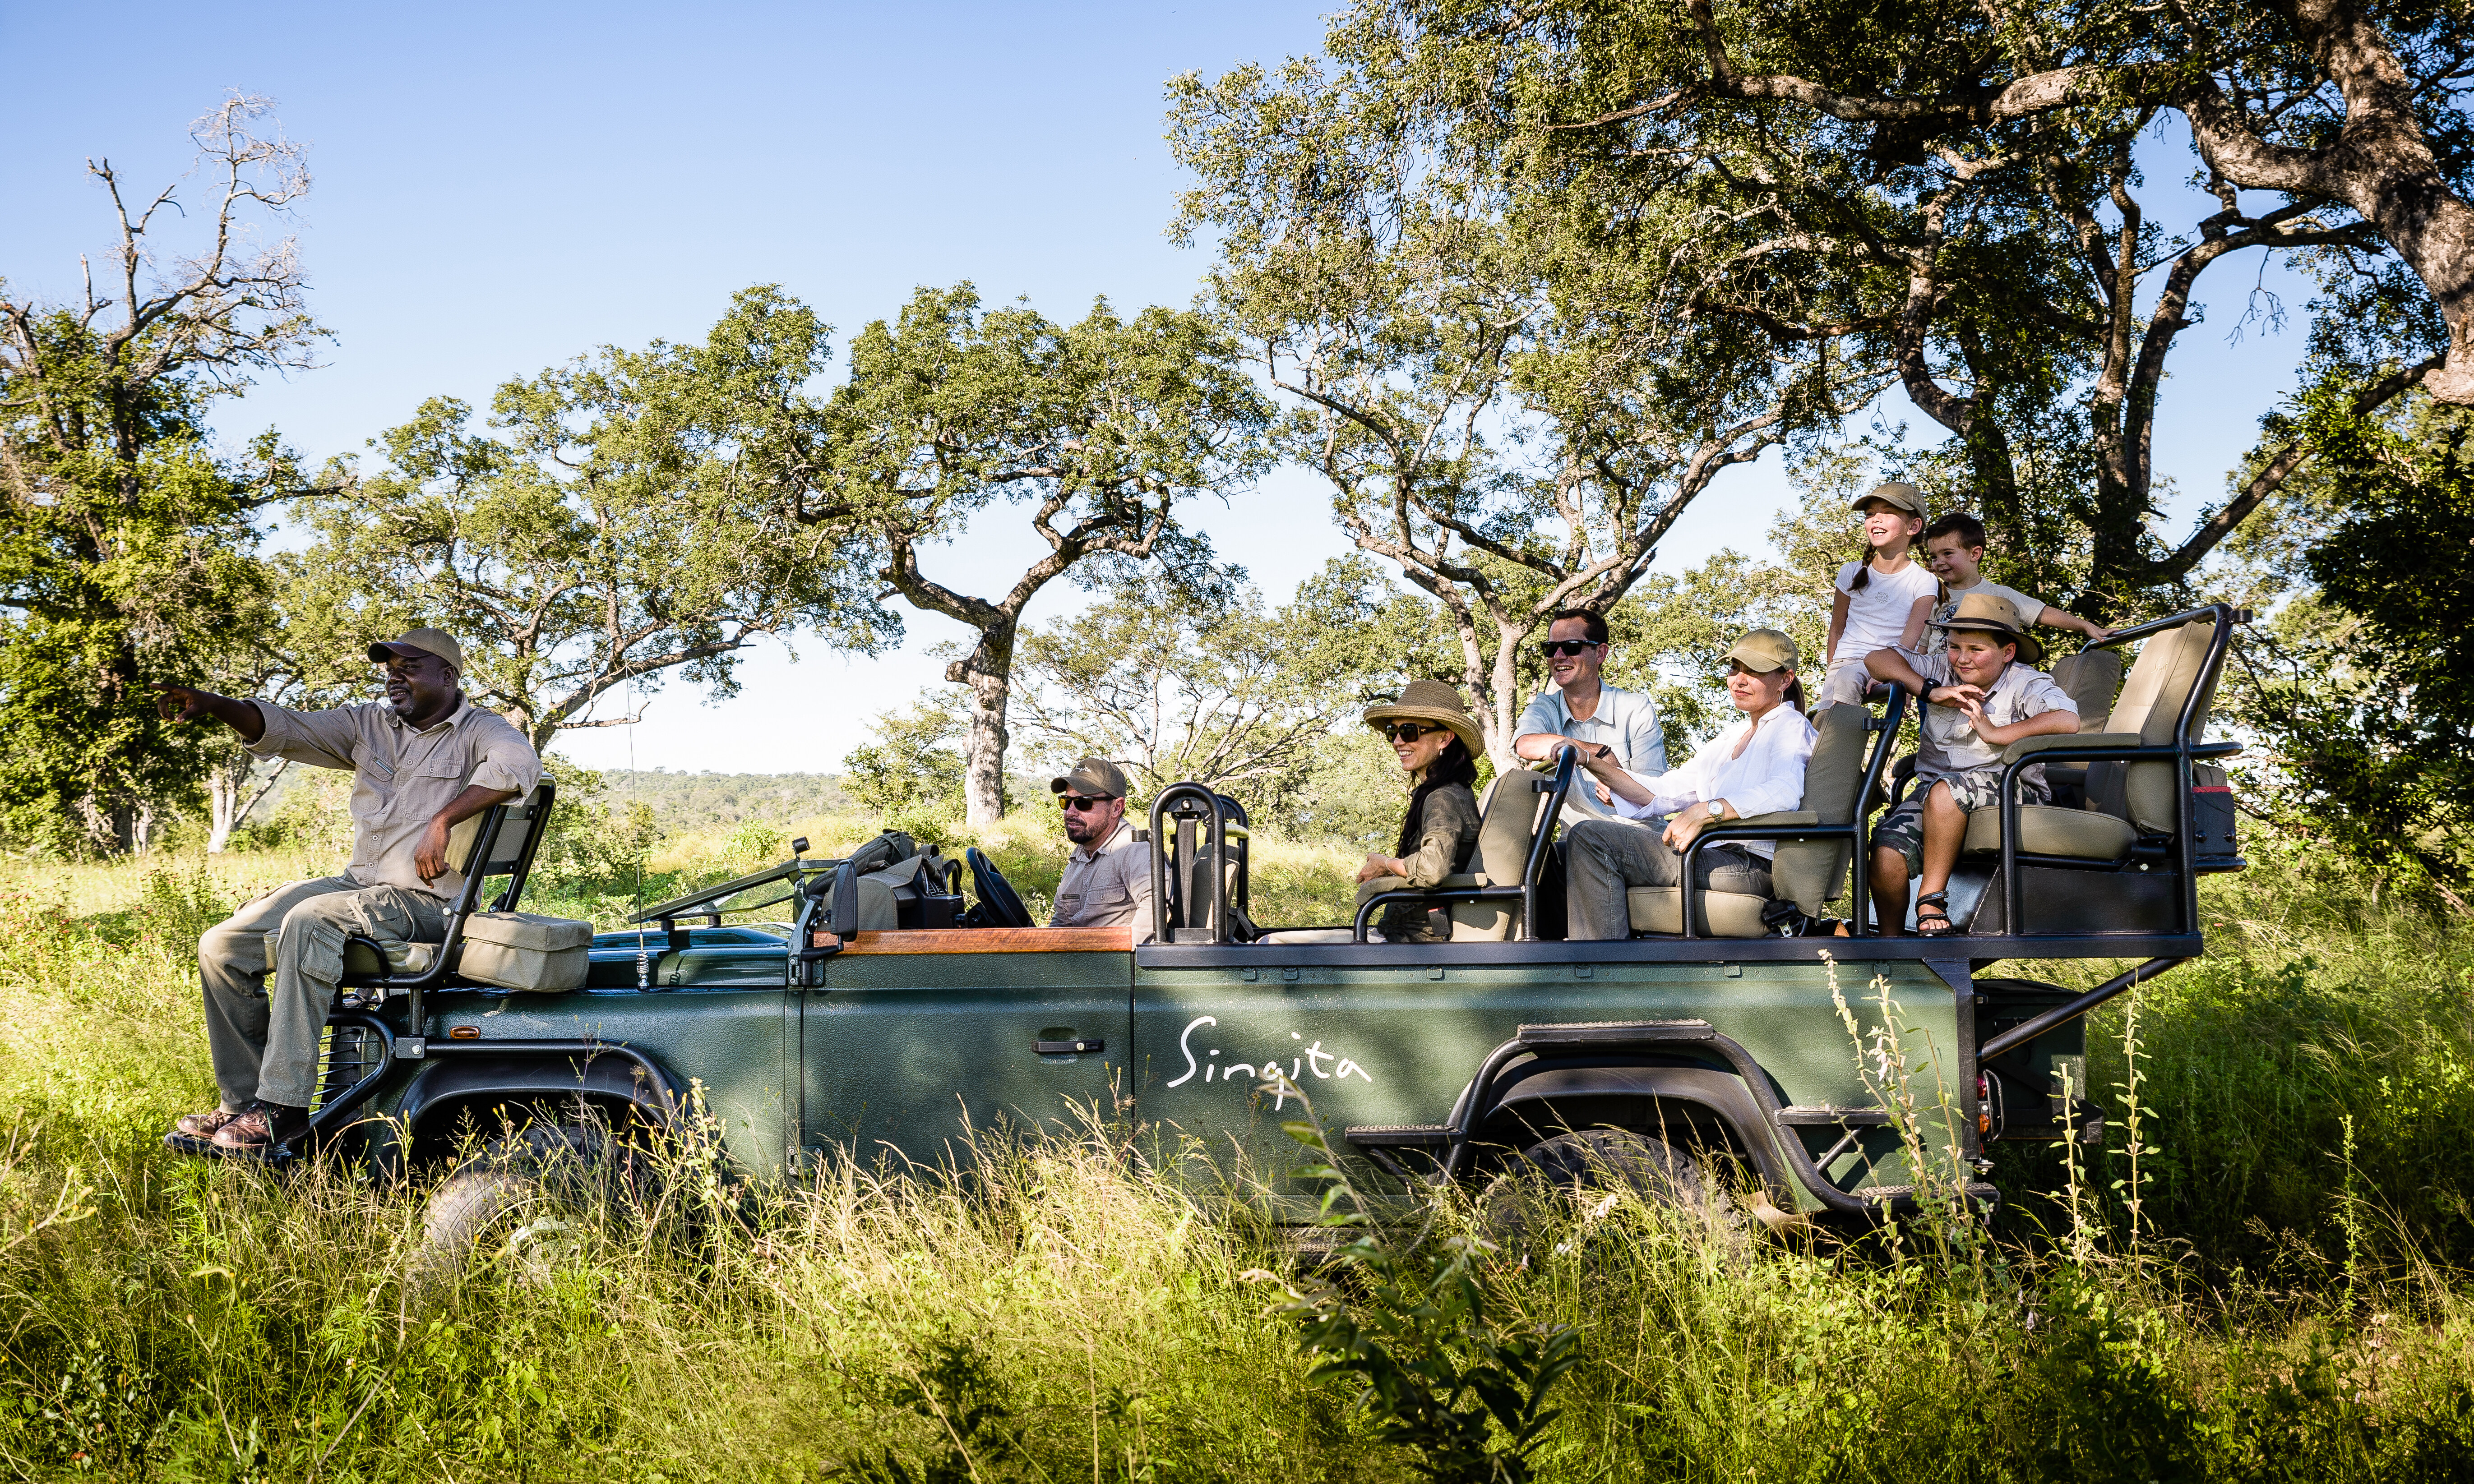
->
xmin=1863 ymin=593 xmax=2079 ymax=936
xmin=1920 ymin=512 xmax=2113 ymax=653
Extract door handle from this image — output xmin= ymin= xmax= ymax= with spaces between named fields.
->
xmin=1034 ymin=1037 xmax=1104 ymax=1055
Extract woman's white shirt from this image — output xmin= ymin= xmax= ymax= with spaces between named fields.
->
xmin=1830 ymin=559 xmax=1939 ymax=664
xmin=1613 ymin=706 xmax=1818 ymax=858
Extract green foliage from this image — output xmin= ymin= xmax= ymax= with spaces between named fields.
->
xmin=1167 ymin=23 xmax=1873 ymax=760
xmin=287 ymin=285 xmax=898 ymax=755
xmin=0 ymin=99 xmax=328 ymax=854
xmin=1271 ymin=1113 xmax=1582 ymax=1483
xmin=825 ymin=282 xmax=1276 ymax=821
xmin=843 ymin=695 xmax=972 ymax=847
xmin=1015 ymin=555 xmax=1436 ymax=798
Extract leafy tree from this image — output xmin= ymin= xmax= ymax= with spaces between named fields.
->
xmin=805 ymin=286 xmax=1275 ymax=825
xmin=0 ymin=97 xmax=321 ymax=851
xmin=1169 ymin=26 xmax=1883 ymax=768
xmin=1011 ymin=556 xmax=1437 ymax=798
xmin=2228 ymin=391 xmax=2474 ymax=894
xmin=290 ymin=287 xmax=895 ymax=754
xmin=842 ymin=694 xmax=972 ymax=844
xmin=1232 ymin=2 xmax=2461 ymax=625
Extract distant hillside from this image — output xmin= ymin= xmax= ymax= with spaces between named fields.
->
xmin=585 ymin=770 xmax=849 ymax=834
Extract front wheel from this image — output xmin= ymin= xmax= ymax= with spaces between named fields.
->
xmin=1480 ymin=1127 xmax=1743 ymax=1257
xmin=401 ymin=1123 xmax=650 ymax=1304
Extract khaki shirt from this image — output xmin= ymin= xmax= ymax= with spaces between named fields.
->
xmin=246 ymin=695 xmax=543 ymax=900
xmin=1911 ymin=654 xmax=2076 ymax=795
xmin=1052 ymin=819 xmax=1154 ymax=941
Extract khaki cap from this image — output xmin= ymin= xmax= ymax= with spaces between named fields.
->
xmin=1362 ymin=678 xmax=1486 ymax=760
xmin=1723 ymin=628 xmax=1799 ymax=674
xmin=1854 ymin=481 xmax=1926 ymax=519
xmin=368 ymin=627 xmax=465 ymax=675
xmin=1940 ymin=591 xmax=2044 ymax=664
xmin=1050 ymin=757 xmax=1131 ymax=798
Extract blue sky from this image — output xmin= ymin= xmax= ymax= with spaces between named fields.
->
xmin=1 ymin=3 xmax=2325 ymax=774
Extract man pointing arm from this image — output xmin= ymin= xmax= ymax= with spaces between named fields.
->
xmin=154 ymin=627 xmax=541 ymax=1157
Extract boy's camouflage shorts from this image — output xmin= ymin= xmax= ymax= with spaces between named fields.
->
xmin=1872 ymin=770 xmax=2049 ymax=874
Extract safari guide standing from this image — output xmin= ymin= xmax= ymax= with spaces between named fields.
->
xmin=152 ymin=628 xmax=542 ymax=1156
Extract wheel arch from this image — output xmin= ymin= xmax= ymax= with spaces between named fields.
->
xmin=1469 ymin=1057 xmax=1798 ymax=1205
xmin=397 ymin=1049 xmax=675 ymax=1160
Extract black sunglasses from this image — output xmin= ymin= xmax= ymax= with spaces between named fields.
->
xmin=1538 ymin=639 xmax=1600 ymax=659
xmin=1382 ymin=722 xmax=1441 ymax=744
xmin=1058 ymin=793 xmax=1116 ymax=812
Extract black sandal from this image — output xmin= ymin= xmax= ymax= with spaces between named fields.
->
xmin=1914 ymin=890 xmax=1957 ymax=937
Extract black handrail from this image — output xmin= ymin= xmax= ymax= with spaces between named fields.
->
xmin=1350 ymin=748 xmax=1577 ymax=943
xmin=1995 ymin=603 xmax=2242 ymax=934
xmin=1977 ymin=958 xmax=2188 ymax=1061
xmin=1148 ymin=782 xmax=1232 ymax=944
xmin=1671 ymin=688 xmax=1909 ymax=939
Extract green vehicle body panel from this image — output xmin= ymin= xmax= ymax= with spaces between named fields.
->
xmin=345 ymin=932 xmax=1975 ymax=1216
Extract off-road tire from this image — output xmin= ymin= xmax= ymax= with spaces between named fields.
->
xmin=402 ymin=1123 xmax=648 ymax=1304
xmin=1480 ymin=1127 xmax=1744 ymax=1258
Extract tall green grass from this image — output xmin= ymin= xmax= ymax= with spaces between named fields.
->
xmin=1 ymin=830 xmax=2471 ymax=1479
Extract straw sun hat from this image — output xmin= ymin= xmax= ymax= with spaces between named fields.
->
xmin=1941 ymin=591 xmax=2045 ymax=664
xmin=1362 ymin=679 xmax=1486 ymax=759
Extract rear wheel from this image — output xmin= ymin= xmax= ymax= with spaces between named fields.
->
xmin=1480 ymin=1127 xmax=1744 ymax=1257
xmin=402 ymin=1123 xmax=651 ymax=1304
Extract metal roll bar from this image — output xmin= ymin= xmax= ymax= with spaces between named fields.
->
xmin=1149 ymin=782 xmax=1236 ymax=944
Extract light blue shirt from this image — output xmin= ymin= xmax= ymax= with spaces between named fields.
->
xmin=1514 ymin=683 xmax=1668 ymax=776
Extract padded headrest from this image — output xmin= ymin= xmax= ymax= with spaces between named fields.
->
xmin=1475 ymin=770 xmax=1551 ymax=886
xmin=2050 ymin=649 xmax=2124 ymax=733
xmin=2087 ymin=617 xmax=2222 ymax=834
xmin=1798 ymin=705 xmax=1869 ymax=822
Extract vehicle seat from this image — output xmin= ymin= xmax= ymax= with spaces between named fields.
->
xmin=1346 ymin=767 xmax=1563 ymax=942
xmin=2038 ymin=647 xmax=2125 ymax=805
xmin=1627 ymin=702 xmax=1869 ymax=936
xmin=1958 ymin=613 xmax=2221 ymax=864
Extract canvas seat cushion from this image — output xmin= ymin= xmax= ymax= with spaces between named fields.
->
xmin=268 ymin=931 xmax=440 ymax=978
xmin=1625 ymin=888 xmax=1773 ymax=938
xmin=1961 ymin=804 xmax=2137 ymax=862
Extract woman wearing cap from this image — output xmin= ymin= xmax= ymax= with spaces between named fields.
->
xmin=1819 ymin=482 xmax=1938 ymax=708
xmin=1563 ymin=630 xmax=1816 ymax=939
xmin=1355 ymin=680 xmax=1486 ymax=944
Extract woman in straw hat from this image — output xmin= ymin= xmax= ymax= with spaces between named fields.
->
xmin=1354 ymin=680 xmax=1486 ymax=944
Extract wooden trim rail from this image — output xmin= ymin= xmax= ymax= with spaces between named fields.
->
xmin=837 ymin=926 xmax=1134 ymax=956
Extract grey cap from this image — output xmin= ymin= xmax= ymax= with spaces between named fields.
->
xmin=368 ymin=626 xmax=465 ymax=674
xmin=1050 ymin=757 xmax=1130 ymax=798
xmin=1723 ymin=628 xmax=1799 ymax=674
xmin=1854 ymin=481 xmax=1926 ymax=519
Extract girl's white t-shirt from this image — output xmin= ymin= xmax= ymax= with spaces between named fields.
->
xmin=1831 ymin=559 xmax=1941 ymax=664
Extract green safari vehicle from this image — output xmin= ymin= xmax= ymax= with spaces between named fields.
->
xmin=267 ymin=604 xmax=2247 ymax=1235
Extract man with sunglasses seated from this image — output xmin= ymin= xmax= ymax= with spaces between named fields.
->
xmin=1512 ymin=609 xmax=1667 ymax=810
xmin=1050 ymin=757 xmax=1153 ymax=942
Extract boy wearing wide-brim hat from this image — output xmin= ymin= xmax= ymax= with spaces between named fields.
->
xmin=1862 ymin=593 xmax=2079 ymax=936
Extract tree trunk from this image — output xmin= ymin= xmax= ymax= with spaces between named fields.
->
xmin=950 ymin=623 xmax=1017 ymax=826
xmin=208 ymin=765 xmax=241 ymax=855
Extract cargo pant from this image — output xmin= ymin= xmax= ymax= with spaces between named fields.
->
xmin=196 ymin=877 xmax=446 ymax=1111
xmin=1564 ymin=817 xmax=1773 ymax=940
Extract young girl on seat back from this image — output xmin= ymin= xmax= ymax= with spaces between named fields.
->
xmin=1820 ymin=482 xmax=1939 ymax=707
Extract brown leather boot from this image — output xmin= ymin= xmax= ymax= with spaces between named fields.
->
xmin=210 ymin=1102 xmax=310 ymax=1156
xmin=172 ymin=1108 xmax=240 ymax=1139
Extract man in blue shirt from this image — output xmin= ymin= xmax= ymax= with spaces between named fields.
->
xmin=1512 ymin=609 xmax=1667 ymax=807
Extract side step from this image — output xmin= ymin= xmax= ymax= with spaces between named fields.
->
xmin=1344 ymin=1125 xmax=1452 ymax=1148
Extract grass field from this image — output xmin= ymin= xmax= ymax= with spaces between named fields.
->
xmin=2 ymin=820 xmax=2472 ymax=1480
